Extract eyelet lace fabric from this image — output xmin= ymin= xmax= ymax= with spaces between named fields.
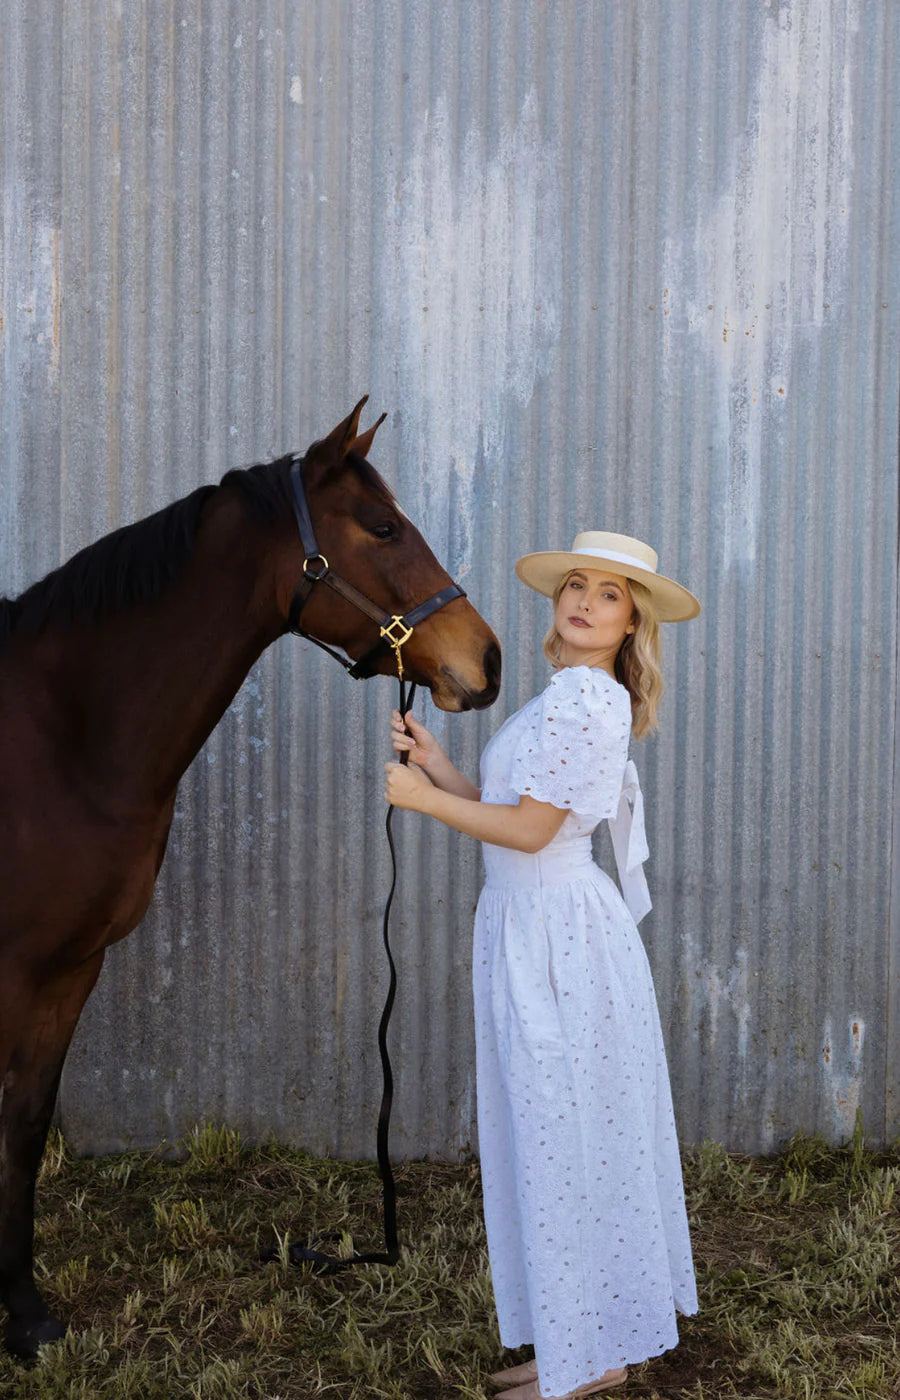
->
xmin=474 ymin=666 xmax=698 ymax=1394
xmin=504 ymin=664 xmax=632 ymax=820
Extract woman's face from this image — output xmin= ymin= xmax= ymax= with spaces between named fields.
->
xmin=554 ymin=568 xmax=635 ymax=671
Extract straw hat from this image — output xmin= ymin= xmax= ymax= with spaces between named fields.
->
xmin=515 ymin=531 xmax=700 ymax=622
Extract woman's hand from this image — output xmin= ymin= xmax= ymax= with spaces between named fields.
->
xmin=387 ymin=709 xmax=481 ymax=802
xmin=384 ymin=759 xmax=435 ymax=811
xmin=389 ymin=710 xmax=446 ymax=774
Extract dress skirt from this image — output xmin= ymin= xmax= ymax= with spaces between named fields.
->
xmin=473 ymin=838 xmax=698 ymax=1395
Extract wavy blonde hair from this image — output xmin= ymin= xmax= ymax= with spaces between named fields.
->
xmin=542 ymin=573 xmax=663 ymax=738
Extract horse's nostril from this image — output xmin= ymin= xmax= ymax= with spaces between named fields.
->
xmin=464 ymin=640 xmax=501 ymax=709
xmin=485 ymin=640 xmax=502 ymax=689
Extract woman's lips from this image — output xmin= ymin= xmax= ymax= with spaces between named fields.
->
xmin=568 ymin=616 xmax=590 ymax=628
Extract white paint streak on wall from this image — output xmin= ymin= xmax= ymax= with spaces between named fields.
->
xmin=689 ymin=943 xmax=752 ymax=1059
xmin=375 ymin=91 xmax=562 ymax=574
xmin=663 ymin=0 xmax=857 ymax=570
xmin=29 ymin=223 xmax=62 ymax=386
xmin=0 ymin=204 xmax=61 ymax=389
xmin=1 ymin=191 xmax=62 ymax=596
xmin=821 ymin=1014 xmax=866 ymax=1139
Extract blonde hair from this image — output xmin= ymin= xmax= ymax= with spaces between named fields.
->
xmin=542 ymin=573 xmax=663 ymax=738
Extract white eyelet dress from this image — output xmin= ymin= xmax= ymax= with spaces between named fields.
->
xmin=473 ymin=665 xmax=698 ymax=1395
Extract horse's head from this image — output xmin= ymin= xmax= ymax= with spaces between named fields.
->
xmin=278 ymin=399 xmax=500 ymax=712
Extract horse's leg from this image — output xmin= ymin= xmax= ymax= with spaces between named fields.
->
xmin=0 ymin=951 xmax=105 ymax=1359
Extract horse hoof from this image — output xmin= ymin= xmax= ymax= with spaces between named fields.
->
xmin=4 ymin=1313 xmax=68 ymax=1360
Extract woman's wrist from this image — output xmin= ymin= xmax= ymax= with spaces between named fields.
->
xmin=420 ymin=784 xmax=453 ymax=821
xmin=421 ymin=749 xmax=458 ymax=786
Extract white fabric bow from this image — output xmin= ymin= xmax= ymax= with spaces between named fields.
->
xmin=608 ymin=759 xmax=652 ymax=925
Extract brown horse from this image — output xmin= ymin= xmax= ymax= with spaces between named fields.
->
xmin=0 ymin=399 xmax=500 ymax=1359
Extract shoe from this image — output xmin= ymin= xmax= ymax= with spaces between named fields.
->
xmin=489 ymin=1358 xmax=538 ymax=1387
xmin=500 ymin=1368 xmax=628 ymax=1400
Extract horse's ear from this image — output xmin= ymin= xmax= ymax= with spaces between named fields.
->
xmin=348 ymin=411 xmax=387 ymax=461
xmin=322 ymin=397 xmax=369 ymax=457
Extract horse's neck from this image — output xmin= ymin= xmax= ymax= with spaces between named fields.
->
xmin=53 ymin=493 xmax=285 ymax=808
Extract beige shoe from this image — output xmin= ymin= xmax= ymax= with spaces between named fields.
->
xmin=489 ymin=1358 xmax=539 ymax=1387
xmin=501 ymin=1368 xmax=627 ymax=1400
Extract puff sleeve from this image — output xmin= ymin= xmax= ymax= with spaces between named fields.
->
xmin=507 ymin=666 xmax=632 ymax=822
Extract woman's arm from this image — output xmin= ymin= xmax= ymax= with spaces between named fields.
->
xmin=384 ymin=762 xmax=567 ymax=853
xmin=390 ymin=710 xmax=481 ymax=800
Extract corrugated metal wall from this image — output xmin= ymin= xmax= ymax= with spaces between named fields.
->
xmin=1 ymin=0 xmax=898 ymax=1157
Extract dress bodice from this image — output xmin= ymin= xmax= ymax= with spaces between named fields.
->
xmin=478 ymin=665 xmax=652 ymax=922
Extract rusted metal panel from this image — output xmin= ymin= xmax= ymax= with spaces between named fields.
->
xmin=1 ymin=0 xmax=898 ymax=1155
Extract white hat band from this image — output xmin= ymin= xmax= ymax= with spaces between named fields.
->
xmin=570 ymin=546 xmax=657 ymax=575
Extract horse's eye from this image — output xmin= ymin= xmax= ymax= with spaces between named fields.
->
xmin=371 ymin=523 xmax=397 ymax=541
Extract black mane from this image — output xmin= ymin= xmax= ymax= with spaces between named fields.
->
xmin=0 ymin=457 xmax=295 ymax=653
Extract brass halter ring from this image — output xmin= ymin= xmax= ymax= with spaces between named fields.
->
xmin=303 ymin=553 xmax=329 ymax=580
xmin=380 ymin=616 xmax=414 ymax=680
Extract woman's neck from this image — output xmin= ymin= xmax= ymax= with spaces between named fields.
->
xmin=556 ymin=643 xmax=618 ymax=676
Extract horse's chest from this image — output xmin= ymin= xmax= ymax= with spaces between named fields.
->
xmin=0 ymin=796 xmax=175 ymax=964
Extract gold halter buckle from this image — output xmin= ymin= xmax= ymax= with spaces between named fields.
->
xmin=380 ymin=615 xmax=413 ymax=680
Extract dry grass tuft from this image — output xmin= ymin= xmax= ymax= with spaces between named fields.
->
xmin=0 ymin=1119 xmax=897 ymax=1398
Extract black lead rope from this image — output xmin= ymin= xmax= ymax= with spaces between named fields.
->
xmin=262 ymin=455 xmax=462 ymax=1274
xmin=268 ymin=678 xmax=417 ymax=1274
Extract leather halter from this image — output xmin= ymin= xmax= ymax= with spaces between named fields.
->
xmin=286 ymin=456 xmax=466 ymax=681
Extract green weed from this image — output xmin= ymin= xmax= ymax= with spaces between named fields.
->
xmin=182 ymin=1122 xmax=244 ymax=1172
xmin=151 ymin=1196 xmax=215 ymax=1249
xmin=37 ymin=1128 xmax=71 ymax=1184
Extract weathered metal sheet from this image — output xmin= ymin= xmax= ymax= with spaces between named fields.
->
xmin=1 ymin=0 xmax=897 ymax=1156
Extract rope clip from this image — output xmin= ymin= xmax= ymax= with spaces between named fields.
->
xmin=380 ymin=616 xmax=413 ymax=680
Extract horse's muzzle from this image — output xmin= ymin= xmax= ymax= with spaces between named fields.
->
xmin=435 ymin=641 xmax=501 ymax=711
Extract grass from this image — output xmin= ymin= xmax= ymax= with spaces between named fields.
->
xmin=0 ymin=1118 xmax=898 ymax=1398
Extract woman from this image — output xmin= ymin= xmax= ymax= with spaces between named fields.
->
xmin=384 ymin=532 xmax=700 ymax=1400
